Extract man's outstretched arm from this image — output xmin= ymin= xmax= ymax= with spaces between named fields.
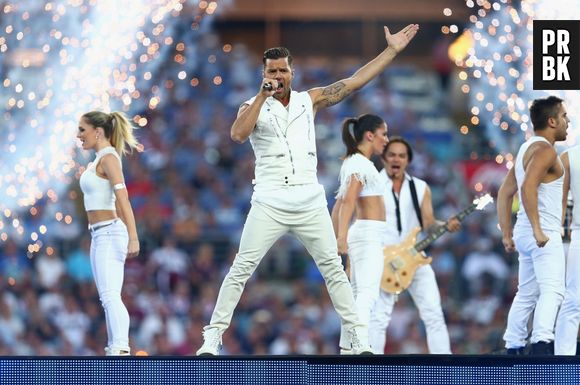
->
xmin=308 ymin=24 xmax=419 ymax=112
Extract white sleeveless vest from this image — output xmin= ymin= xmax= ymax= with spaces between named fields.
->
xmin=246 ymin=91 xmax=318 ymax=187
xmin=514 ymin=136 xmax=564 ymax=233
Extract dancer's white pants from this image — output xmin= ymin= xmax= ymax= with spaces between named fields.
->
xmin=205 ymin=202 xmax=364 ymax=337
xmin=90 ymin=219 xmax=130 ymax=352
xmin=369 ymin=263 xmax=451 ymax=354
xmin=503 ymin=229 xmax=565 ymax=349
xmin=338 ymin=220 xmax=386 ymax=348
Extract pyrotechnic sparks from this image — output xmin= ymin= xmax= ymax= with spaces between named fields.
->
xmin=458 ymin=0 xmax=579 ymax=160
xmin=0 ymin=0 xmax=223 ymax=251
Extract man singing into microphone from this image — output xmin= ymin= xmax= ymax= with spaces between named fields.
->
xmin=196 ymin=24 xmax=419 ymax=356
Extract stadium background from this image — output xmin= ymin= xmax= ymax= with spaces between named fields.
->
xmin=0 ymin=0 xmax=577 ymax=355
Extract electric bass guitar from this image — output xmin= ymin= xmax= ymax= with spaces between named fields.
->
xmin=381 ymin=193 xmax=494 ymax=294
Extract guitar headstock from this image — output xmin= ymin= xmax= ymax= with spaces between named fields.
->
xmin=473 ymin=193 xmax=494 ymax=210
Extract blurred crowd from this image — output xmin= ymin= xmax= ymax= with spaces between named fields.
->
xmin=0 ymin=39 xmax=519 ymax=356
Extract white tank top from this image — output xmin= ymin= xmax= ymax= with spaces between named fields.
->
xmin=79 ymin=147 xmax=120 ymax=211
xmin=566 ymin=146 xmax=580 ymax=230
xmin=514 ymin=136 xmax=564 ymax=233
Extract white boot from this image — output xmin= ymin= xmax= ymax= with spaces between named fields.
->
xmin=349 ymin=327 xmax=373 ymax=355
xmin=105 ymin=346 xmax=130 ymax=356
xmin=340 ymin=348 xmax=355 ymax=355
xmin=339 ymin=324 xmax=355 ymax=354
xmin=196 ymin=328 xmax=223 ymax=356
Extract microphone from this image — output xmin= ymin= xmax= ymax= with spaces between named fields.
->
xmin=262 ymin=82 xmax=273 ymax=91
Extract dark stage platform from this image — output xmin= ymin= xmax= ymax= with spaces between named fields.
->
xmin=1 ymin=355 xmax=579 ymax=384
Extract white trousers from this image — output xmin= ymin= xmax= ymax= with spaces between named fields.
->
xmin=369 ymin=264 xmax=451 ymax=354
xmin=90 ymin=219 xmax=130 ymax=352
xmin=555 ymin=230 xmax=580 ymax=355
xmin=338 ymin=220 xmax=386 ymax=348
xmin=205 ymin=202 xmax=363 ymax=334
xmin=504 ymin=229 xmax=565 ymax=348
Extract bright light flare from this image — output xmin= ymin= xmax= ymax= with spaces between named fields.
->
xmin=0 ymin=0 xmax=222 ymax=246
xmin=462 ymin=0 xmax=579 ymax=158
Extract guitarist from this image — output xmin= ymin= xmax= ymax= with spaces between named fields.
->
xmin=368 ymin=137 xmax=461 ymax=354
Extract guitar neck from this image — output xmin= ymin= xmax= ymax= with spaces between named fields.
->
xmin=415 ymin=203 xmax=476 ymax=252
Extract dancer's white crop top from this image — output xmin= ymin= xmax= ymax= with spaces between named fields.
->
xmin=336 ymin=153 xmax=383 ymax=199
xmin=79 ymin=147 xmax=121 ymax=211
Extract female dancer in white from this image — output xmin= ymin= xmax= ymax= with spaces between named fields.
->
xmin=77 ymin=111 xmax=141 ymax=355
xmin=332 ymin=114 xmax=388 ymax=353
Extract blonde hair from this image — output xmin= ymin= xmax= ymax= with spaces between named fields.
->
xmin=82 ymin=111 xmax=141 ymax=157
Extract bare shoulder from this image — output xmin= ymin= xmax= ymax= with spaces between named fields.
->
xmin=99 ymin=153 xmax=122 ymax=170
xmin=529 ymin=139 xmax=552 ymax=152
xmin=527 ymin=142 xmax=565 ymax=182
xmin=101 ymin=152 xmax=121 ymax=162
xmin=533 ymin=142 xmax=557 ymax=161
xmin=524 ymin=141 xmax=556 ymax=165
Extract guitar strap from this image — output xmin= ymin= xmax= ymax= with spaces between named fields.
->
xmin=392 ymin=175 xmax=424 ymax=235
xmin=408 ymin=176 xmax=424 ymax=230
xmin=391 ymin=189 xmax=402 ymax=235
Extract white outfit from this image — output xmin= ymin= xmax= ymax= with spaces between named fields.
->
xmin=335 ymin=153 xmax=384 ymax=199
xmin=503 ymin=136 xmax=565 ymax=349
xmin=369 ymin=171 xmax=451 ymax=354
xmin=79 ymin=147 xmax=118 ymax=211
xmin=555 ymin=145 xmax=580 ymax=355
xmin=203 ymin=92 xmax=365 ymax=348
xmin=335 ymin=154 xmax=386 ymax=349
xmin=80 ymin=147 xmax=130 ymax=354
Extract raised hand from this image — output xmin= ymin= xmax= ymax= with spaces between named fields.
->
xmin=385 ymin=24 xmax=420 ymax=53
xmin=260 ymin=78 xmax=278 ymax=97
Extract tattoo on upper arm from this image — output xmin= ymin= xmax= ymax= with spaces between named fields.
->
xmin=321 ymin=82 xmax=349 ymax=107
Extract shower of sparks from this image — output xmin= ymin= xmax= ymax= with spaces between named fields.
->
xmin=457 ymin=0 xmax=579 ymax=162
xmin=0 ymin=0 xmax=222 ymax=252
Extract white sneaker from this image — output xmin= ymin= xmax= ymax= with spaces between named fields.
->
xmin=105 ymin=346 xmax=130 ymax=356
xmin=196 ymin=328 xmax=223 ymax=356
xmin=349 ymin=327 xmax=373 ymax=355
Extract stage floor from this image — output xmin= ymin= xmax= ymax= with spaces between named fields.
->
xmin=1 ymin=355 xmax=579 ymax=384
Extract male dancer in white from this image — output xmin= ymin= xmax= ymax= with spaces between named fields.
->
xmin=368 ymin=137 xmax=460 ymax=354
xmin=555 ymin=142 xmax=580 ymax=355
xmin=196 ymin=24 xmax=419 ymax=355
xmin=332 ymin=114 xmax=388 ymax=353
xmin=497 ymin=96 xmax=569 ymax=355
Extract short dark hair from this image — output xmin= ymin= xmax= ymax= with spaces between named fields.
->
xmin=529 ymin=95 xmax=564 ymax=131
xmin=382 ymin=136 xmax=413 ymax=163
xmin=263 ymin=47 xmax=293 ymax=67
